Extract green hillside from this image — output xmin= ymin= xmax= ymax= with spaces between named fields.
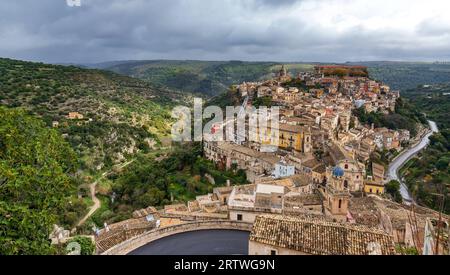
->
xmin=401 ymin=84 xmax=450 ymax=214
xmin=91 ymin=60 xmax=315 ymax=97
xmin=0 ymin=58 xmax=187 ymax=173
xmin=95 ymin=60 xmax=450 ymax=97
xmin=347 ymin=61 xmax=450 ymax=91
xmin=0 ymin=58 xmax=250 ymax=252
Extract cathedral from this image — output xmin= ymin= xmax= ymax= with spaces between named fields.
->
xmin=277 ymin=65 xmax=291 ymax=82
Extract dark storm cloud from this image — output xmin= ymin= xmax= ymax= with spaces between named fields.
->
xmin=0 ymin=0 xmax=449 ymax=63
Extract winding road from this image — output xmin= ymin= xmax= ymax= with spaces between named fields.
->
xmin=75 ymin=159 xmax=135 ymax=229
xmin=387 ymin=120 xmax=439 ymax=204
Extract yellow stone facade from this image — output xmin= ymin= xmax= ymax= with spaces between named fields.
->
xmin=364 ymin=182 xmax=385 ymax=195
xmin=256 ymin=124 xmax=311 ymax=153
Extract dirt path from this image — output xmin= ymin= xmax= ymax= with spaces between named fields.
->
xmin=75 ymin=160 xmax=135 ymax=229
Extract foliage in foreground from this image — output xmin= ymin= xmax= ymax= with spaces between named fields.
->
xmin=0 ymin=107 xmax=79 ymax=255
xmin=90 ymin=143 xmax=248 ymax=226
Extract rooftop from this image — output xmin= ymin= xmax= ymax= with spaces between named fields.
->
xmin=283 ymin=192 xmax=323 ymax=206
xmin=256 ymin=184 xmax=286 ymax=195
xmin=250 ymin=215 xmax=396 ymax=255
xmin=349 ymin=197 xmax=450 ymax=230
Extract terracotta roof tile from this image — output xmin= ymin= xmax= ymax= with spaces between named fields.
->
xmin=250 ymin=215 xmax=396 ymax=255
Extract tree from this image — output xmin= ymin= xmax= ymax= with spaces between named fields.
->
xmin=0 ymin=107 xmax=78 ymax=255
xmin=253 ymin=96 xmax=272 ymax=108
xmin=385 ymin=180 xmax=403 ymax=203
xmin=68 ymin=236 xmax=95 ymax=255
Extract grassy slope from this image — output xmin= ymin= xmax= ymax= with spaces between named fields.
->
xmin=0 ymin=58 xmax=188 ymax=173
xmin=401 ymin=84 xmax=450 ymax=213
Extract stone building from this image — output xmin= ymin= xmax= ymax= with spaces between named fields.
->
xmin=364 ymin=178 xmax=385 ymax=195
xmin=321 ymin=166 xmax=351 ymax=221
xmin=67 ymin=112 xmax=84 ymax=120
xmin=95 ymin=208 xmax=159 ymax=254
xmin=328 ymin=144 xmax=365 ymax=192
xmin=203 ymin=141 xmax=280 ymax=182
xmin=257 ymin=123 xmax=312 ymax=153
xmin=228 ymin=184 xmax=287 ymax=223
xmin=271 ymin=161 xmax=295 ymax=179
xmin=348 ymin=196 xmax=450 ymax=251
xmin=277 ymin=65 xmax=291 ymax=83
xmin=249 ymin=215 xmax=396 ymax=255
xmin=282 ymin=192 xmax=323 ymax=216
xmin=213 ymin=185 xmax=234 ymax=205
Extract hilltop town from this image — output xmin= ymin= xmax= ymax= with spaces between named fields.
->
xmin=91 ymin=65 xmax=448 ymax=255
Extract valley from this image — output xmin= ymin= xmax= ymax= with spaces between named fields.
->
xmin=2 ymin=57 xmax=450 ymax=255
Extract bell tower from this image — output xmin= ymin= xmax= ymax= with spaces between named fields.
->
xmin=324 ymin=166 xmax=350 ymax=220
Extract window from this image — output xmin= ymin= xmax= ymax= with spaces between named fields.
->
xmin=345 ymin=164 xmax=349 ymax=169
xmin=237 ymin=214 xmax=243 ymax=221
xmin=338 ymin=199 xmax=342 ymax=209
xmin=270 ymin=250 xmax=277 ymax=255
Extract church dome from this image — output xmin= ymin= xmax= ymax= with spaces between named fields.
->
xmin=332 ymin=166 xmax=345 ymax=177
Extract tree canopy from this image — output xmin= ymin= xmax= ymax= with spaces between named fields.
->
xmin=0 ymin=107 xmax=78 ymax=255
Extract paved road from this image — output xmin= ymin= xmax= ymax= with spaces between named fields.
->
xmin=128 ymin=230 xmax=250 ymax=255
xmin=387 ymin=120 xmax=439 ymax=204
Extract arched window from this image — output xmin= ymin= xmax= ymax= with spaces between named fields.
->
xmin=344 ymin=180 xmax=349 ymax=188
xmin=338 ymin=199 xmax=342 ymax=209
xmin=345 ymin=164 xmax=349 ymax=169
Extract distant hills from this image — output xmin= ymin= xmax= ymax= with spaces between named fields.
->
xmin=85 ymin=60 xmax=315 ymax=97
xmin=84 ymin=60 xmax=450 ymax=97
xmin=0 ymin=58 xmax=187 ymax=173
xmin=347 ymin=61 xmax=450 ymax=91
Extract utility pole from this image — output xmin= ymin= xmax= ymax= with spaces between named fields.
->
xmin=431 ymin=193 xmax=445 ymax=255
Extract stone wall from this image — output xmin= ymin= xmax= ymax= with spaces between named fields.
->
xmin=249 ymin=240 xmax=309 ymax=255
xmin=101 ymin=220 xmax=253 ymax=255
xmin=229 ymin=207 xmax=283 ymax=223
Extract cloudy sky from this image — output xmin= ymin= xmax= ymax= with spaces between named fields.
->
xmin=1 ymin=0 xmax=450 ymax=63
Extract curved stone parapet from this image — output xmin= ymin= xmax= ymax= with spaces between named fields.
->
xmin=101 ymin=220 xmax=253 ymax=255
